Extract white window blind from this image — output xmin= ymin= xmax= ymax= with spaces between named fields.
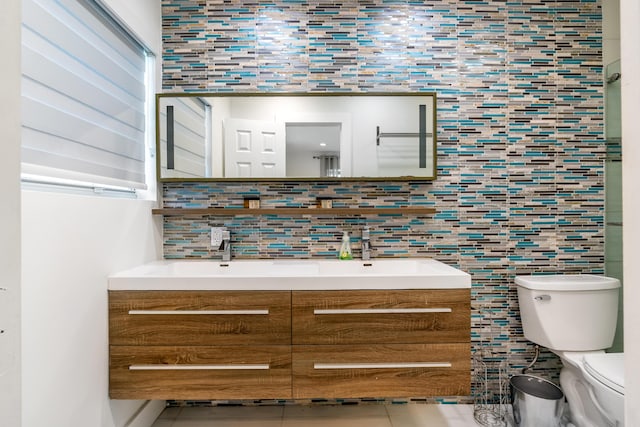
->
xmin=21 ymin=0 xmax=150 ymax=190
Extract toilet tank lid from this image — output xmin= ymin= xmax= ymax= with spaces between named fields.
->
xmin=514 ymin=274 xmax=621 ymax=291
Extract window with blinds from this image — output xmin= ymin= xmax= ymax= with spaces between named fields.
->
xmin=21 ymin=0 xmax=151 ymax=191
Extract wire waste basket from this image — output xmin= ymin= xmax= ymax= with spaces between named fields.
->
xmin=473 ymin=306 xmax=509 ymax=427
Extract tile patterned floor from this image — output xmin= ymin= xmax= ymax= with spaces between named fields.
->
xmin=151 ymin=404 xmax=482 ymax=427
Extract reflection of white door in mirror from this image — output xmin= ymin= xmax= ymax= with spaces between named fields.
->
xmin=224 ymin=118 xmax=285 ymax=178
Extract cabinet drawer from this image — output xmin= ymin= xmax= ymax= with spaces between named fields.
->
xmin=109 ymin=345 xmax=292 ymax=400
xmin=292 ymin=290 xmax=470 ymax=345
xmin=109 ymin=291 xmax=291 ymax=345
xmin=292 ymin=343 xmax=470 ymax=399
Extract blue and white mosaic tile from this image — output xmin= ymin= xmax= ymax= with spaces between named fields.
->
xmin=160 ymin=0 xmax=604 ymax=403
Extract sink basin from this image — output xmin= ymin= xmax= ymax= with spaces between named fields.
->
xmin=109 ymin=258 xmax=471 ymax=290
xmin=145 ymin=259 xmax=320 ymax=277
xmin=316 ymin=259 xmax=455 ymax=276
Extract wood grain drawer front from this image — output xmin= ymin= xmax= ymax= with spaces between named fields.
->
xmin=292 ymin=343 xmax=470 ymax=399
xmin=292 ymin=290 xmax=470 ymax=345
xmin=109 ymin=345 xmax=292 ymax=400
xmin=109 ymin=291 xmax=291 ymax=346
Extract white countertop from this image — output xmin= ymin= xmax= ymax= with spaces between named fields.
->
xmin=108 ymin=259 xmax=471 ymax=291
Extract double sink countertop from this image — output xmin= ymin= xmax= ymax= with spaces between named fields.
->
xmin=108 ymin=258 xmax=471 ymax=291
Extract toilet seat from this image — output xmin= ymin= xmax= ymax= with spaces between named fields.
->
xmin=583 ymin=353 xmax=624 ymax=395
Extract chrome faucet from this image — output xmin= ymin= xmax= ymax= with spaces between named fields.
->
xmin=220 ymin=229 xmax=231 ymax=262
xmin=361 ymin=226 xmax=372 ymax=260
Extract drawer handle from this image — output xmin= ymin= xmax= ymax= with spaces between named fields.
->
xmin=313 ymin=308 xmax=452 ymax=315
xmin=128 ymin=309 xmax=269 ymax=315
xmin=314 ymin=362 xmax=452 ymax=369
xmin=129 ymin=364 xmax=270 ymax=371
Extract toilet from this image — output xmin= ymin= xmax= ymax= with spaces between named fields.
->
xmin=515 ymin=274 xmax=624 ymax=427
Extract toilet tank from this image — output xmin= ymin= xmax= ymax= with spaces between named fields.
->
xmin=515 ymin=275 xmax=620 ymax=351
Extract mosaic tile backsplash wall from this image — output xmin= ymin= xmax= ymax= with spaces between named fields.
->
xmin=160 ymin=0 xmax=604 ymax=401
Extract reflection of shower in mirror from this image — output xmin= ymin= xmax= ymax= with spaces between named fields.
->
xmin=314 ymin=155 xmax=341 ymax=177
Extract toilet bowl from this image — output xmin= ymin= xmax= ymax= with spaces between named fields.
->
xmin=583 ymin=353 xmax=624 ymax=424
xmin=515 ymin=274 xmax=623 ymax=427
xmin=555 ymin=351 xmax=624 ymax=427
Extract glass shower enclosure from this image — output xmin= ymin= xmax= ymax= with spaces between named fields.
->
xmin=605 ymin=59 xmax=623 ymax=352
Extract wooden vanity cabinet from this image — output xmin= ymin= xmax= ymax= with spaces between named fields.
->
xmin=108 ymin=290 xmax=292 ymax=400
xmin=291 ymin=289 xmax=470 ymax=345
xmin=291 ymin=289 xmax=471 ymax=398
xmin=110 ymin=345 xmax=291 ymax=400
xmin=109 ymin=289 xmax=470 ymax=400
xmin=109 ymin=290 xmax=290 ymax=346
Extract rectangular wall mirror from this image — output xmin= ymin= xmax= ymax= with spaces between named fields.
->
xmin=156 ymin=93 xmax=437 ymax=181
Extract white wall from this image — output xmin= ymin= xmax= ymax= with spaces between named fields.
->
xmin=20 ymin=1 xmax=164 ymax=426
xmin=0 ymin=0 xmax=23 ymax=426
xmin=621 ymin=0 xmax=640 ymax=425
xmin=22 ymin=193 xmax=162 ymax=427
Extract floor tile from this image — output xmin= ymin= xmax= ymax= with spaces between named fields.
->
xmin=284 ymin=404 xmax=388 ymax=418
xmin=283 ymin=405 xmax=391 ymax=427
xmin=152 ymin=403 xmax=483 ymax=427
xmin=436 ymin=404 xmax=477 ymax=426
xmin=282 ymin=417 xmax=391 ymax=427
xmin=172 ymin=420 xmax=282 ymax=427
xmin=386 ymin=404 xmax=451 ymax=427
xmin=177 ymin=405 xmax=284 ymax=420
xmin=157 ymin=406 xmax=182 ymax=420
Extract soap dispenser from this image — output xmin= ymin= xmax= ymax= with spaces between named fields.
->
xmin=338 ymin=232 xmax=353 ymax=260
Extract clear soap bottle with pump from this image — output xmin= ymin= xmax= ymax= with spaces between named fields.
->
xmin=338 ymin=231 xmax=353 ymax=260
